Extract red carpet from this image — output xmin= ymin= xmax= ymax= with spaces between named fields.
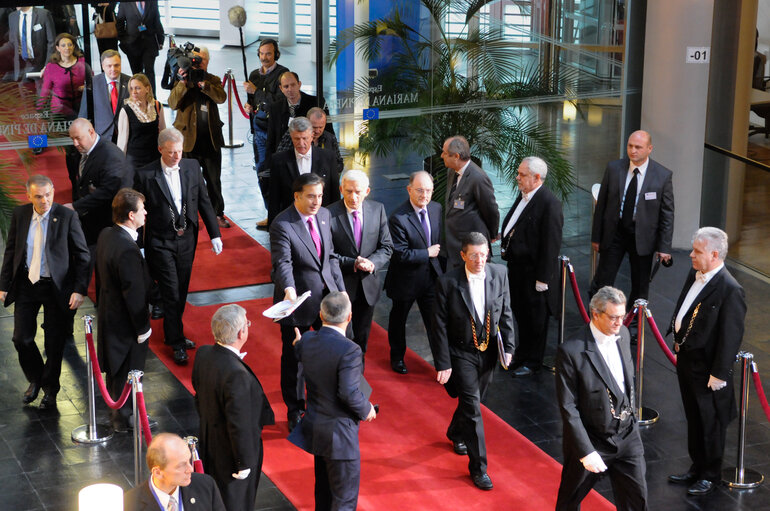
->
xmin=148 ymin=299 xmax=615 ymax=510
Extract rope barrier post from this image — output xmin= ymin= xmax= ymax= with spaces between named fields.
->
xmin=186 ymin=436 xmax=204 ymax=473
xmin=72 ymin=315 xmax=114 ymax=444
xmin=722 ymin=352 xmax=764 ymax=488
xmin=634 ymin=299 xmax=659 ymax=426
xmin=544 ymin=255 xmax=570 ymax=373
xmin=129 ymin=370 xmax=145 ymax=486
xmin=222 ymin=69 xmax=244 ymax=148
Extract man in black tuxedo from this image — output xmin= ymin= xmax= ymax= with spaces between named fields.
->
xmin=96 ymin=188 xmax=152 ymax=431
xmin=590 ymin=130 xmax=675 ymax=310
xmin=667 ymin=227 xmax=746 ymax=496
xmin=384 ymin=171 xmax=444 ymax=374
xmin=78 ymin=49 xmax=130 ymax=142
xmin=268 ymin=116 xmax=339 ymax=225
xmin=500 ymin=156 xmax=563 ymax=377
xmin=328 ymin=170 xmax=393 ymax=359
xmin=116 ymin=0 xmax=164 ymax=93
xmin=442 ymin=136 xmax=499 ymax=270
xmin=555 ymin=286 xmax=647 ymax=510
xmin=434 ymin=232 xmax=515 ymax=490
xmin=134 ymin=127 xmax=222 ymax=366
xmin=289 ymin=292 xmax=377 ymax=511
xmin=0 ymin=175 xmax=90 ymax=409
xmin=125 ymin=433 xmax=226 ymax=511
xmin=192 ymin=304 xmax=275 ymax=511
xmin=7 ymin=6 xmax=55 ymax=81
xmin=269 ymin=172 xmax=345 ymax=431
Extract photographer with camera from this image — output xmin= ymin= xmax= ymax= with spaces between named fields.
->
xmin=167 ymin=45 xmax=230 ymax=229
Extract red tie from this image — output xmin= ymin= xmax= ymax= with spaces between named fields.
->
xmin=110 ymin=82 xmax=118 ymax=113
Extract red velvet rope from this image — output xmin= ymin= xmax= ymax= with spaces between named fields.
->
xmin=644 ymin=311 xmax=677 ymax=367
xmin=222 ymin=72 xmax=250 ymax=119
xmin=194 ymin=459 xmax=204 ymax=474
xmin=623 ymin=309 xmax=635 ymax=328
xmin=85 ymin=332 xmax=132 ymax=410
xmin=567 ymin=263 xmax=590 ymax=324
xmin=136 ymin=389 xmax=153 ymax=446
xmin=751 ymin=367 xmax=770 ymax=424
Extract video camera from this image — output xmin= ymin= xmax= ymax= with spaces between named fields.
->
xmin=166 ymin=41 xmax=205 ymax=84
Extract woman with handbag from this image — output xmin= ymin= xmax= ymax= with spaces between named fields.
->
xmin=92 ymin=2 xmax=118 ymax=55
xmin=116 ymin=73 xmax=166 ymax=169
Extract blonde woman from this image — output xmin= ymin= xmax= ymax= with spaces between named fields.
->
xmin=116 ymin=73 xmax=166 ymax=168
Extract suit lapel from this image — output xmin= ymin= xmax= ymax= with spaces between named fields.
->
xmin=406 ymin=209 xmax=428 ymax=247
xmin=153 ymin=166 xmax=175 ymax=210
xmin=483 ymin=269 xmax=493 ymax=321
xmin=44 ymin=204 xmax=60 ymax=257
xmin=618 ymin=335 xmax=635 ymax=404
xmin=583 ymin=328 xmax=624 ymax=401
xmin=429 ymin=202 xmax=441 ymax=245
xmin=18 ymin=205 xmax=33 ymax=255
xmin=289 ymin=209 xmax=321 ymax=265
xmin=458 ymin=272 xmax=479 ymax=324
xmin=360 ymin=201 xmax=376 ymax=254
xmin=317 ymin=210 xmax=332 ymax=260
xmin=336 ymin=207 xmax=357 ymax=250
xmin=616 ymin=164 xmax=627 ymax=201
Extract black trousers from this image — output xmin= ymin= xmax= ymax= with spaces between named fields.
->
xmin=508 ymin=263 xmax=550 ymax=369
xmin=185 ymin=149 xmax=225 ymax=217
xmin=217 ymin=439 xmax=263 ymax=511
xmin=126 ymin=49 xmax=157 ymax=95
xmin=446 ymin=347 xmax=496 ymax=476
xmin=348 ymin=286 xmax=375 ymax=356
xmin=590 ymin=227 xmax=653 ymax=307
xmin=313 ymin=455 xmax=360 ymax=511
xmin=387 ymin=287 xmax=437 ymax=362
xmin=146 ymin=231 xmax=196 ymax=349
xmin=106 ymin=338 xmax=149 ymax=421
xmin=12 ymin=278 xmax=69 ymax=396
xmin=280 ymin=320 xmax=319 ymax=417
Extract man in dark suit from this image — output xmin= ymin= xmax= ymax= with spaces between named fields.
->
xmin=289 ymin=292 xmax=377 ymax=511
xmin=384 ymin=171 xmax=444 ymax=374
xmin=7 ymin=6 xmax=55 ymax=81
xmin=442 ymin=136 xmax=500 ymax=270
xmin=95 ymin=188 xmax=152 ymax=431
xmin=434 ymin=232 xmax=515 ymax=490
xmin=555 ymin=286 xmax=647 ymax=510
xmin=274 ymin=107 xmax=344 ymax=176
xmin=269 ymin=172 xmax=345 ymax=431
xmin=328 ymin=170 xmax=393 ymax=360
xmin=590 ymin=130 xmax=675 ymax=310
xmin=124 ymin=432 xmax=226 ymax=511
xmin=192 ymin=304 xmax=275 ymax=511
xmin=134 ymin=127 xmax=222 ymax=365
xmin=0 ymin=175 xmax=90 ymax=409
xmin=667 ymin=227 xmax=746 ymax=496
xmin=78 ymin=49 xmax=130 ymax=142
xmin=268 ymin=116 xmax=339 ymax=225
xmin=500 ymin=156 xmax=563 ymax=377
xmin=116 ymin=0 xmax=163 ymax=93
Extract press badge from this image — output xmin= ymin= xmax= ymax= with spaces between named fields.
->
xmin=200 ymin=104 xmax=208 ymax=112
xmin=138 ymin=24 xmax=147 ymax=32
xmin=453 ymin=199 xmax=465 ymax=209
xmin=644 ymin=192 xmax=656 ymax=200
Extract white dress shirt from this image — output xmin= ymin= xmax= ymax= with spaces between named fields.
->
xmin=149 ymin=475 xmax=180 ymax=511
xmin=675 ymin=263 xmax=723 ymax=332
xmin=163 ymin=163 xmax=183 ymax=213
xmin=503 ymin=184 xmax=542 ymax=237
xmin=465 ymin=268 xmax=486 ymax=323
xmin=590 ymin=322 xmax=625 ymax=393
xmin=295 ymin=147 xmax=312 ymax=175
xmin=619 ymin=158 xmax=649 ymax=219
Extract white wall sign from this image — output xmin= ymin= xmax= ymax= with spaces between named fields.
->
xmin=686 ymin=47 xmax=710 ymax=63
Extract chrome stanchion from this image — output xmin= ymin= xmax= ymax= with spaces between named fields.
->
xmin=222 ymin=69 xmax=244 ymax=148
xmin=129 ymin=370 xmax=145 ymax=486
xmin=186 ymin=436 xmax=201 ymax=466
xmin=635 ymin=300 xmax=659 ymax=426
xmin=722 ymin=352 xmax=764 ymax=488
xmin=72 ymin=315 xmax=113 ymax=444
xmin=544 ymin=256 xmax=570 ymax=373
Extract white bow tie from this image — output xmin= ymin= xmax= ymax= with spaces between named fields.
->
xmin=297 ymin=152 xmax=311 ymax=161
xmin=164 ymin=165 xmax=180 ymax=176
xmin=695 ymin=271 xmax=707 ymax=283
xmin=468 ymin=273 xmax=486 ymax=282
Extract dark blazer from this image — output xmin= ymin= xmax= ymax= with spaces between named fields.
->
xmin=555 ymin=325 xmax=639 ymax=460
xmin=327 ymin=199 xmax=393 ymax=305
xmin=591 ymin=157 xmax=675 ymax=256
xmin=73 ymin=137 xmax=131 ymax=245
xmin=288 ymin=326 xmax=371 ymax=460
xmin=0 ymin=203 xmax=90 ymax=310
xmin=384 ymin=200 xmax=444 ymax=301
xmin=116 ymin=1 xmax=164 ymax=57
xmin=78 ymin=72 xmax=131 ymax=139
xmin=268 ymin=146 xmax=340 ymax=225
xmin=265 ymin=91 xmax=333 ymax=157
xmin=134 ymin=158 xmax=221 ymax=242
xmin=433 ymin=263 xmax=516 ymax=372
xmin=124 ymin=473 xmax=226 ymax=511
xmin=95 ymin=225 xmax=151 ymax=376
xmin=8 ymin=7 xmax=55 ymax=78
xmin=269 ymin=206 xmax=345 ymax=327
xmin=444 ymin=161 xmax=500 ymax=267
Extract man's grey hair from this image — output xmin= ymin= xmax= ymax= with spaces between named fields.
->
xmin=446 ymin=136 xmax=471 ymax=161
xmin=589 ymin=286 xmax=627 ymax=314
xmin=197 ymin=45 xmax=209 ymax=58
xmin=211 ymin=304 xmax=247 ymax=345
xmin=289 ymin=116 xmax=312 ymax=133
xmin=340 ymin=169 xmax=369 ymax=189
xmin=26 ymin=174 xmax=53 ymax=192
xmin=158 ymin=127 xmax=184 ymax=147
xmin=521 ymin=156 xmax=548 ymax=180
xmin=693 ymin=227 xmax=728 ymax=260
xmin=320 ymin=292 xmax=351 ymax=325
xmin=408 ymin=170 xmax=433 ymax=185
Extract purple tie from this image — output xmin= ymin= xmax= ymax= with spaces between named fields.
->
xmin=419 ymin=209 xmax=430 ymax=243
xmin=352 ymin=210 xmax=362 ymax=250
xmin=307 ymin=217 xmax=322 ymax=258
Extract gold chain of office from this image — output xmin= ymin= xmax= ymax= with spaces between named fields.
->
xmin=470 ymin=310 xmax=491 ymax=352
xmin=674 ymin=302 xmax=701 ymax=353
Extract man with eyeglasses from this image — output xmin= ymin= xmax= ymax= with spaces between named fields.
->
xmin=433 ymin=231 xmax=515 ymax=490
xmin=555 ymin=286 xmax=647 ymax=510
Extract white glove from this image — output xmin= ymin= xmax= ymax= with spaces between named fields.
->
xmin=211 ymin=237 xmax=223 ymax=255
xmin=232 ymin=468 xmax=251 ymax=480
xmin=137 ymin=328 xmax=152 ymax=344
xmin=140 ymin=248 xmax=145 ymax=258
xmin=707 ymin=375 xmax=727 ymax=391
xmin=580 ymin=451 xmax=607 ymax=473
xmin=535 ymin=281 xmax=548 ymax=292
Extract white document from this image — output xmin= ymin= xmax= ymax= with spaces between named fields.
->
xmin=263 ymin=291 xmax=312 ymax=321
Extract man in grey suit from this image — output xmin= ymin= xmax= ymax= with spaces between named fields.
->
xmin=78 ymin=49 xmax=130 ymax=142
xmin=328 ymin=169 xmax=393 ymax=360
xmin=289 ymin=292 xmax=376 ymax=511
xmin=442 ymin=136 xmax=500 ymax=270
xmin=590 ymin=130 xmax=675 ymax=310
xmin=7 ymin=6 xmax=55 ymax=81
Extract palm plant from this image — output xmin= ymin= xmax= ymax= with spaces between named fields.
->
xmin=329 ymin=0 xmax=599 ymax=201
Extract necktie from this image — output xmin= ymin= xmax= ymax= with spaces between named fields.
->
xmin=621 ymin=168 xmax=639 ymax=229
xmin=167 ymin=495 xmax=177 ymax=511
xmin=21 ymin=13 xmax=28 ymax=60
xmin=28 ymin=216 xmax=43 ymax=284
xmin=110 ymin=82 xmax=118 ymax=113
xmin=352 ymin=210 xmax=362 ymax=249
xmin=419 ymin=209 xmax=430 ymax=243
xmin=78 ymin=153 xmax=88 ymax=177
xmin=307 ymin=217 xmax=322 ymax=258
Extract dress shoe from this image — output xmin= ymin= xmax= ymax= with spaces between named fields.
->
xmin=471 ymin=473 xmax=493 ymax=490
xmin=173 ymin=348 xmax=188 ymax=365
xmin=183 ymin=338 xmax=196 ymax=350
xmin=256 ymin=218 xmax=268 ymax=230
xmin=151 ymin=304 xmax=164 ymax=319
xmin=512 ymin=366 xmax=535 ymax=378
xmin=217 ymin=216 xmax=231 ymax=228
xmin=453 ymin=441 xmax=468 ymax=455
xmin=687 ymin=479 xmax=716 ymax=496
xmin=38 ymin=393 xmax=57 ymax=409
xmin=23 ymin=382 xmax=41 ymax=404
xmin=668 ymin=471 xmax=698 ymax=485
xmin=391 ymin=360 xmax=408 ymax=374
